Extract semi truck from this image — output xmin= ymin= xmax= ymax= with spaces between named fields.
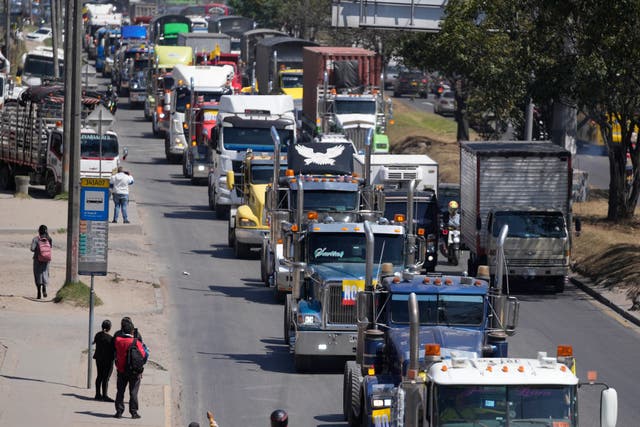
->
xmin=226 ymin=150 xmax=286 ymax=258
xmin=0 ymin=87 xmax=122 ymax=195
xmin=302 ymin=46 xmax=391 ymax=153
xmin=207 ymin=15 xmax=256 ymax=54
xmin=350 ymin=294 xmax=617 ymax=427
xmin=165 ymin=64 xmax=233 ymax=162
xmin=354 ymin=153 xmax=440 ymax=271
xmin=144 ymin=45 xmax=193 ymax=133
xmin=240 ymin=28 xmax=286 ymax=87
xmin=254 ymin=37 xmax=318 ymax=102
xmin=17 ymin=46 xmax=64 ymax=87
xmin=177 ymin=32 xmax=232 ymax=57
xmin=207 ymin=94 xmax=297 ymax=219
xmin=150 ymin=15 xmax=192 ymax=46
xmin=460 ymin=141 xmax=577 ymax=293
xmin=343 ymin=224 xmax=520 ymax=426
xmin=128 ymin=2 xmax=157 ymax=23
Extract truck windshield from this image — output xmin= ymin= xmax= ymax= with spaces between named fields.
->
xmin=281 ymin=74 xmax=303 ymax=88
xmin=80 ymin=134 xmax=119 ymax=158
xmin=384 ymin=200 xmax=438 ymax=230
xmin=23 ymin=56 xmax=64 ymax=78
xmin=390 ymin=294 xmax=484 ymax=325
xmin=291 ymin=190 xmax=358 ymax=212
xmin=434 ymin=385 xmax=576 ymax=427
xmin=222 ymin=127 xmax=293 ymax=152
xmin=308 ymin=232 xmax=404 ymax=266
xmin=334 ymin=99 xmax=376 ymax=115
xmin=492 ymin=211 xmax=567 ymax=239
xmin=251 ymin=165 xmax=286 ymax=184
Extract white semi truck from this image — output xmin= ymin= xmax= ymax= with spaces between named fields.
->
xmin=208 ymin=94 xmax=297 ymax=218
xmin=165 ymin=64 xmax=233 ymax=162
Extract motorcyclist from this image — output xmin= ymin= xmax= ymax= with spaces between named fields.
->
xmin=447 ymin=200 xmax=460 ymax=228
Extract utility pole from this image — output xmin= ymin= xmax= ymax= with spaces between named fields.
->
xmin=51 ymin=0 xmax=59 ymax=80
xmin=4 ymin=0 xmax=10 ymax=68
xmin=64 ymin=0 xmax=83 ymax=285
xmin=62 ymin=0 xmax=72 ymax=192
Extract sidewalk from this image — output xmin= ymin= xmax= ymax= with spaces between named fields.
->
xmin=0 ymin=189 xmax=172 ymax=427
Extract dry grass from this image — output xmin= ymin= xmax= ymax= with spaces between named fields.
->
xmin=388 ymin=104 xmax=640 ymax=308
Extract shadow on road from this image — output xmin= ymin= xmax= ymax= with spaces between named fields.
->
xmin=208 ymin=283 xmax=280 ymax=305
xmin=126 ymin=157 xmax=168 ymax=165
xmin=164 ymin=209 xmax=215 ymax=221
xmin=191 ymin=244 xmax=235 ymax=260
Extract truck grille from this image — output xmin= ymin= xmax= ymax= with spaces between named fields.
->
xmin=344 ymin=127 xmax=369 ymax=154
xmin=507 ymin=258 xmax=566 ymax=267
xmin=326 ymin=283 xmax=357 ymax=325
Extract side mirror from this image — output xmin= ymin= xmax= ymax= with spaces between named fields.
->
xmin=226 ymin=170 xmax=234 ymax=190
xmin=122 ymin=147 xmax=128 ymax=161
xmin=356 ymin=291 xmax=374 ymax=324
xmin=601 ymin=388 xmax=618 ymax=427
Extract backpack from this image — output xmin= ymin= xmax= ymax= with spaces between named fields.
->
xmin=37 ymin=237 xmax=52 ymax=262
xmin=126 ymin=337 xmax=147 ymax=376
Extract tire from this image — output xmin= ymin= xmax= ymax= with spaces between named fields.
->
xmin=45 ymin=172 xmax=57 ymax=198
xmin=348 ymin=363 xmax=363 ymax=426
xmin=0 ymin=163 xmax=11 ymax=190
xmin=215 ymin=203 xmax=229 ymax=220
xmin=182 ymin=157 xmax=189 ymax=178
xmin=261 ymin=246 xmax=273 ymax=287
xmin=284 ymin=295 xmax=292 ymax=345
xmin=343 ymin=361 xmax=359 ymax=421
xmin=152 ymin=115 xmax=160 ymax=137
xmin=208 ymin=186 xmax=215 ymax=210
xmin=393 ymin=91 xmax=399 ymax=98
xmin=554 ymin=277 xmax=565 ymax=293
xmin=234 ymin=238 xmax=250 ymax=258
xmin=227 ymin=220 xmax=235 ymax=247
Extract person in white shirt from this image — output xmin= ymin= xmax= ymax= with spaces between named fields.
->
xmin=109 ymin=166 xmax=134 ymax=223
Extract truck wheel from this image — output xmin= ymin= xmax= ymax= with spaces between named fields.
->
xmin=215 ymin=203 xmax=229 ymax=220
xmin=45 ymin=172 xmax=57 ymax=198
xmin=152 ymin=116 xmax=160 ymax=137
xmin=208 ymin=186 xmax=215 ymax=210
xmin=343 ymin=361 xmax=360 ymax=421
xmin=227 ymin=220 xmax=235 ymax=247
xmin=0 ymin=163 xmax=11 ymax=190
xmin=234 ymin=239 xmax=250 ymax=259
xmin=182 ymin=157 xmax=188 ymax=178
xmin=348 ymin=364 xmax=363 ymax=426
xmin=554 ymin=277 xmax=565 ymax=293
xmin=260 ymin=247 xmax=268 ymax=284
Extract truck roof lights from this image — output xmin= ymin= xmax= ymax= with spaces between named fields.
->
xmin=425 ymin=344 xmax=440 ymax=356
xmin=417 ymin=228 xmax=425 ymax=236
xmin=291 ymin=224 xmax=298 ymax=232
xmin=423 ymin=277 xmax=431 ymax=284
xmin=394 ymin=214 xmax=405 ymax=223
xmin=285 ymin=169 xmax=294 ymax=177
xmin=444 ymin=278 xmax=453 ymax=285
xmin=434 ymin=278 xmax=442 ymax=286
xmin=307 ymin=211 xmax=318 ymax=220
xmin=557 ymin=345 xmax=573 ymax=357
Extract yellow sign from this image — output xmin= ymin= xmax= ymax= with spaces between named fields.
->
xmin=372 ymin=408 xmax=391 ymax=425
xmin=342 ymin=279 xmax=366 ymax=306
xmin=81 ymin=178 xmax=110 ymax=188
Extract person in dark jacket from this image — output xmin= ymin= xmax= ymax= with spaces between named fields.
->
xmin=93 ymin=319 xmax=115 ymax=401
xmin=30 ymin=224 xmax=52 ymax=299
xmin=113 ymin=318 xmax=147 ymax=419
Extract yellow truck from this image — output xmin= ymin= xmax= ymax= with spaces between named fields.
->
xmin=226 ymin=150 xmax=285 ymax=258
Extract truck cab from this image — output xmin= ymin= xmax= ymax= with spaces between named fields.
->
xmin=208 ymin=94 xmax=297 ymax=218
xmin=226 ymin=151 xmax=287 ymax=258
xmin=18 ymin=47 xmax=65 ymax=87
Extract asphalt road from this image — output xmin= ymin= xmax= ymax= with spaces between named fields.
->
xmin=111 ymin=93 xmax=640 ymax=427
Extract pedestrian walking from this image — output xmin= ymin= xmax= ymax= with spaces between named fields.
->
xmin=110 ymin=166 xmax=134 ymax=224
xmin=93 ymin=319 xmax=115 ymax=402
xmin=113 ymin=317 xmax=147 ymax=419
xmin=30 ymin=224 xmax=52 ymax=299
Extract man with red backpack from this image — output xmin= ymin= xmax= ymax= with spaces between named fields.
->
xmin=30 ymin=224 xmax=52 ymax=299
xmin=113 ymin=317 xmax=148 ymax=419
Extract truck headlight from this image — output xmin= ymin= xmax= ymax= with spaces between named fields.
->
xmin=303 ymin=315 xmax=315 ymax=324
xmin=239 ymin=218 xmax=257 ymax=227
xmin=298 ymin=313 xmax=320 ymax=324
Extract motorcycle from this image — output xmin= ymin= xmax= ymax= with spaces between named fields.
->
xmin=103 ymin=86 xmax=118 ymax=115
xmin=440 ymin=225 xmax=461 ymax=266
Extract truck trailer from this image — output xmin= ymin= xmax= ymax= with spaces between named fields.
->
xmin=460 ymin=141 xmax=576 ymax=292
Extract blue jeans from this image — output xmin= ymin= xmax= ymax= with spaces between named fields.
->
xmin=113 ymin=193 xmax=129 ymax=222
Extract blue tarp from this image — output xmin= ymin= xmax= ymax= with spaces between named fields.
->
xmin=121 ymin=26 xmax=147 ymax=40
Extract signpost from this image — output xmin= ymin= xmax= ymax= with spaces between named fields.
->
xmin=78 ymin=177 xmax=110 ymax=388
